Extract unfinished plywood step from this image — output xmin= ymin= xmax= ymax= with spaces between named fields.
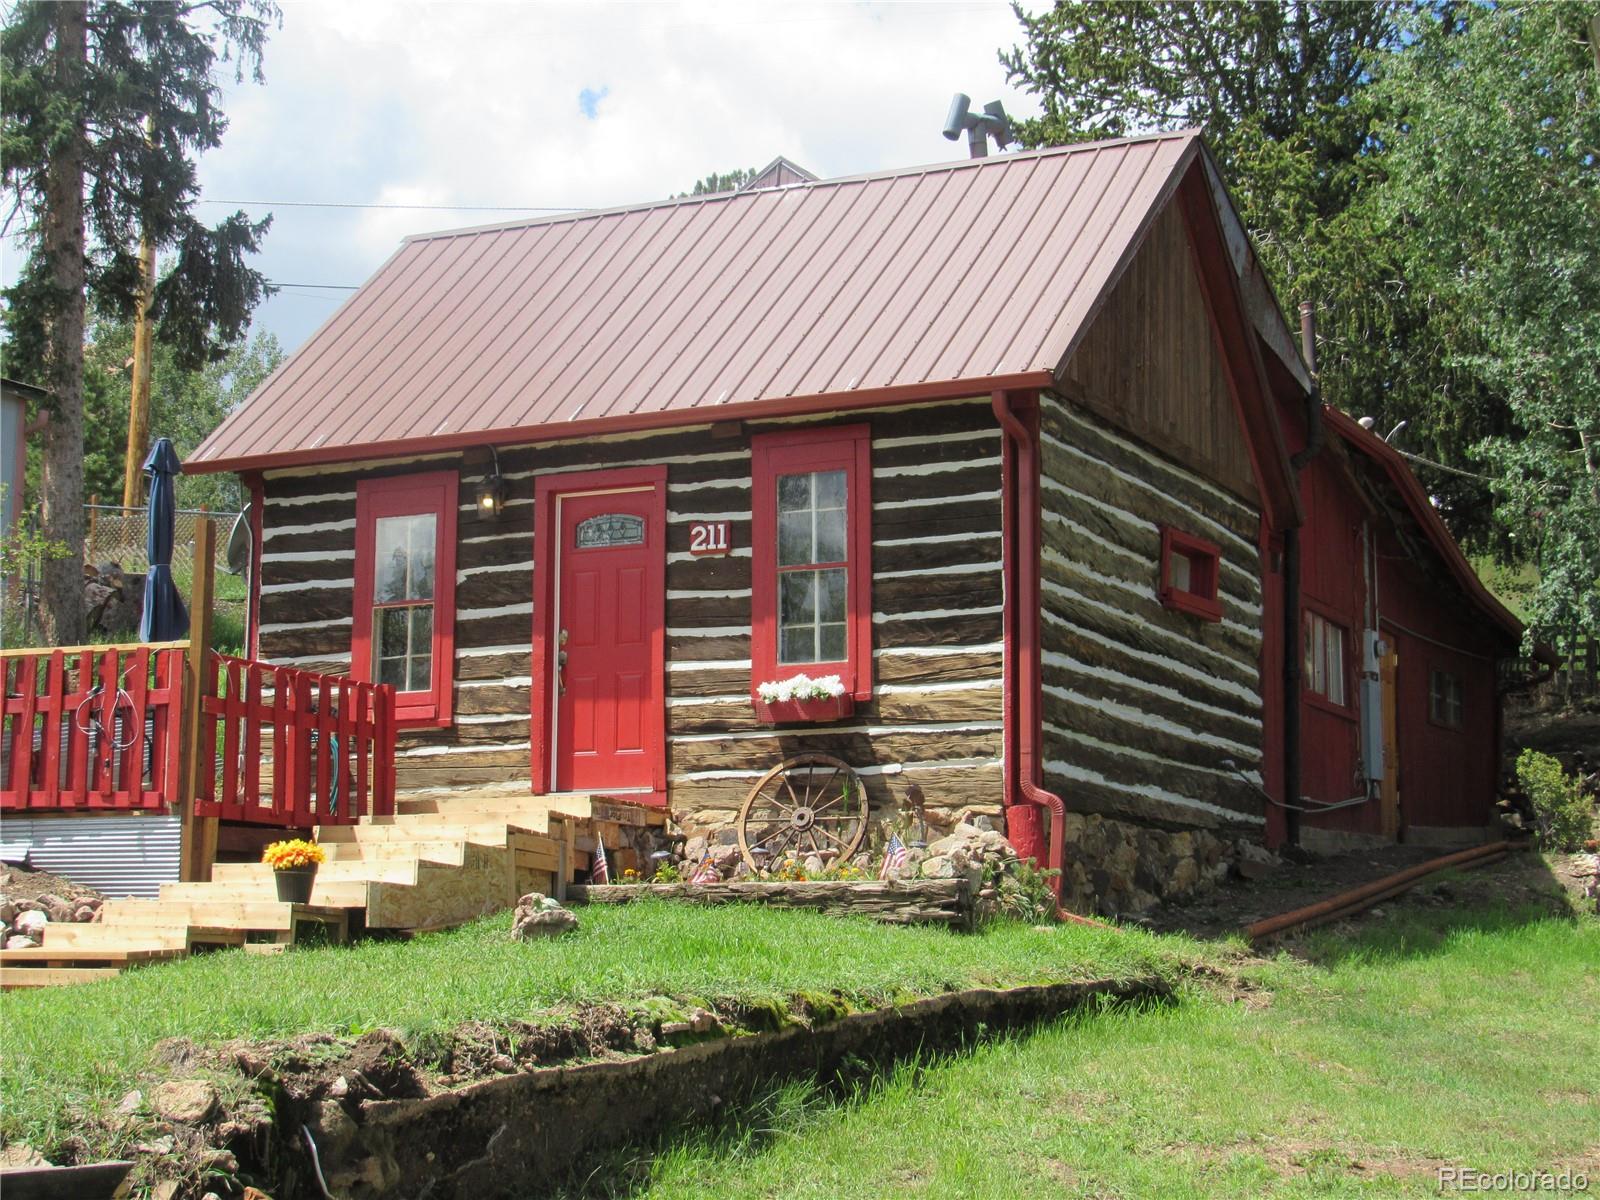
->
xmin=1 ymin=966 xmax=125 ymax=989
xmin=316 ymin=822 xmax=523 ymax=847
xmin=212 ymin=859 xmax=425 ymax=886
xmin=42 ymin=924 xmax=192 ymax=951
xmin=1 ymin=945 xmax=184 ymax=966
xmin=100 ymin=899 xmax=303 ymax=931
xmin=161 ymin=878 xmax=379 ymax=908
xmin=319 ymin=838 xmax=469 ymax=865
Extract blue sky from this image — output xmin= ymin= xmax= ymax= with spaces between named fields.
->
xmin=148 ymin=0 xmax=1038 ymax=355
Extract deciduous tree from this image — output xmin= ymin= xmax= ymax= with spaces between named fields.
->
xmin=1374 ymin=2 xmax=1600 ymax=642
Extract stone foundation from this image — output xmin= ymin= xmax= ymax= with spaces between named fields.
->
xmin=1053 ymin=812 xmax=1246 ymax=917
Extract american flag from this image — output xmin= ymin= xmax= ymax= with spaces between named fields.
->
xmin=690 ymin=855 xmax=721 ymax=885
xmin=591 ymin=832 xmax=610 ymax=884
xmin=879 ymin=832 xmax=908 ymax=880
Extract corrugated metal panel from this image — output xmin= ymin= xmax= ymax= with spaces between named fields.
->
xmin=1 ymin=811 xmax=181 ymax=897
xmin=191 ymin=131 xmax=1201 ymax=471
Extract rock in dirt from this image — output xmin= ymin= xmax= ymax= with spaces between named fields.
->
xmin=0 ymin=1144 xmax=48 ymax=1168
xmin=35 ymin=892 xmax=75 ymax=923
xmin=116 ymin=1088 xmax=143 ymax=1116
xmin=5 ymin=934 xmax=39 ymax=950
xmin=151 ymin=1078 xmax=220 ymax=1125
xmin=511 ymin=892 xmax=577 ymax=939
xmin=13 ymin=909 xmax=48 ymax=938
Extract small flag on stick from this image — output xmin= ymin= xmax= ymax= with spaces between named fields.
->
xmin=691 ymin=855 xmax=721 ymax=884
xmin=591 ymin=831 xmax=610 ymax=884
xmin=879 ymin=832 xmax=908 ymax=880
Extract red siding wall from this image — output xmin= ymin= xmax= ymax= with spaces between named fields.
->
xmin=1290 ymin=438 xmax=1506 ymax=836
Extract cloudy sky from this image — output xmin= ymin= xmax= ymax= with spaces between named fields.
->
xmin=178 ymin=0 xmax=1042 ymax=355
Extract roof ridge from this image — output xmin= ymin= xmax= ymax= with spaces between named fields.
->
xmin=402 ymin=128 xmax=1204 ymax=245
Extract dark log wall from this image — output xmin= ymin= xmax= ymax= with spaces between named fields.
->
xmin=1037 ymin=393 xmax=1266 ymax=832
xmin=255 ymin=399 xmax=1007 ymax=829
xmin=1057 ymin=202 xmax=1259 ymax=506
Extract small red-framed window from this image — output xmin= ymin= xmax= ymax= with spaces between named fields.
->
xmin=750 ymin=425 xmax=873 ymax=711
xmin=1158 ymin=526 xmax=1223 ymax=622
xmin=352 ymin=471 xmax=458 ymax=727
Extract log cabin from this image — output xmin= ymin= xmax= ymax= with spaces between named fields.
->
xmin=185 ymin=130 xmax=1528 ymax=915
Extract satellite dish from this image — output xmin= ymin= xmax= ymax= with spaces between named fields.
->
xmin=225 ymin=506 xmax=251 ymax=576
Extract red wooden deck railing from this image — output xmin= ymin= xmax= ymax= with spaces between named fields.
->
xmin=2 ymin=645 xmax=395 ymax=828
xmin=1 ymin=644 xmax=185 ymax=811
xmin=195 ymin=652 xmax=395 ymax=826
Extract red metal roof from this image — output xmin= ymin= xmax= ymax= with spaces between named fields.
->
xmin=1324 ymin=408 xmax=1524 ymax=644
xmin=191 ymin=131 xmax=1203 ymax=473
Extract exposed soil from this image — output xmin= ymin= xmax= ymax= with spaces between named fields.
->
xmin=1145 ymin=839 xmax=1594 ymax=947
xmin=0 ymin=863 xmax=109 ymax=909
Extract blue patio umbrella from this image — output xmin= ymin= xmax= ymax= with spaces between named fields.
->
xmin=138 ymin=438 xmax=189 ymax=642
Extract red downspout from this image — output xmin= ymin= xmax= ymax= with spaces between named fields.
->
xmin=993 ymin=390 xmax=1070 ymax=913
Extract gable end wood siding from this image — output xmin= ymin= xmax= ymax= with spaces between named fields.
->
xmin=254 ymin=399 xmax=1006 ymax=828
xmin=1058 ymin=202 xmax=1260 ymax=505
xmin=1038 ymin=394 xmax=1265 ymax=831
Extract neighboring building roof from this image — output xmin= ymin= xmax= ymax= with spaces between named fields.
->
xmin=1324 ymin=407 xmax=1523 ymax=644
xmin=740 ymin=156 xmax=818 ymax=190
xmin=191 ymin=129 xmax=1286 ymax=484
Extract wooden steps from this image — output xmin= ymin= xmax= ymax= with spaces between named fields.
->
xmin=1 ymin=787 xmax=665 ymax=989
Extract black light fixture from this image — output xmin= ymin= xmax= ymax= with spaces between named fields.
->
xmin=476 ymin=446 xmax=507 ymax=517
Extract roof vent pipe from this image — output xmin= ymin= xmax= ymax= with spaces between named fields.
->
xmin=943 ymin=94 xmax=1013 ymax=159
xmin=1290 ymin=301 xmax=1325 ymax=470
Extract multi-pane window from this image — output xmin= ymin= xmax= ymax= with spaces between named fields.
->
xmin=371 ymin=513 xmax=437 ymax=692
xmin=777 ymin=469 xmax=848 ymax=664
xmin=353 ymin=471 xmax=458 ymax=726
xmin=1303 ymin=610 xmax=1347 ymax=706
xmin=750 ymin=425 xmax=873 ymax=710
xmin=1430 ymin=669 xmax=1464 ymax=728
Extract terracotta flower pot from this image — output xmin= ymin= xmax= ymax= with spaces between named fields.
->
xmin=274 ymin=865 xmax=317 ymax=904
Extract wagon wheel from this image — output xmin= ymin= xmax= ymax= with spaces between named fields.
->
xmin=737 ymin=753 xmax=869 ymax=871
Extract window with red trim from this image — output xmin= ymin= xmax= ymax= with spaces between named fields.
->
xmin=1158 ymin=526 xmax=1222 ymax=622
xmin=352 ymin=471 xmax=458 ymax=727
xmin=750 ymin=425 xmax=872 ymax=709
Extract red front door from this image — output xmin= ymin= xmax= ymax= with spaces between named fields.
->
xmin=554 ymin=488 xmax=659 ymax=792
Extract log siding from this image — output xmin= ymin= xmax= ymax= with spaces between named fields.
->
xmin=255 ymin=398 xmax=1008 ymax=823
xmin=1038 ymin=394 xmax=1265 ymax=831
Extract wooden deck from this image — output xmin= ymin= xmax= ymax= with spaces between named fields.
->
xmin=0 ymin=786 xmax=667 ymax=989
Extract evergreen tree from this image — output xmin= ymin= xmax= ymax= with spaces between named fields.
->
xmin=1 ymin=0 xmax=278 ymax=642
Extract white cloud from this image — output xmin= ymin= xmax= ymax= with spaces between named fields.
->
xmin=10 ymin=1 xmax=1042 ymax=353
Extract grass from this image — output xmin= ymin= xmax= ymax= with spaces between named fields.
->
xmin=0 ymin=900 xmax=1188 ymax=1154
xmin=618 ymin=900 xmax=1600 ymax=1198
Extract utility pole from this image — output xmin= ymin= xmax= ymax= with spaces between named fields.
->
xmin=121 ymin=232 xmax=156 ymax=508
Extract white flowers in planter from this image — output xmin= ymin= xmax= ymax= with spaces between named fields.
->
xmin=756 ymin=673 xmax=846 ymax=704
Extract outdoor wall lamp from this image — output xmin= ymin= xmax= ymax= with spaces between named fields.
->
xmin=476 ymin=446 xmax=507 ymax=516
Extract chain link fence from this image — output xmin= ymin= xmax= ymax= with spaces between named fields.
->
xmin=4 ymin=504 xmax=247 ymax=651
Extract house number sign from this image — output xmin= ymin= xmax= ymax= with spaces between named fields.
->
xmin=688 ymin=520 xmax=732 ymax=556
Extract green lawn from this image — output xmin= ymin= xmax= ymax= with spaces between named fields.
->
xmin=623 ymin=901 xmax=1600 ymax=1198
xmin=0 ymin=900 xmax=1185 ymax=1157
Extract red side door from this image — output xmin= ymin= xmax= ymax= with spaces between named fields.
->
xmin=555 ymin=489 xmax=658 ymax=792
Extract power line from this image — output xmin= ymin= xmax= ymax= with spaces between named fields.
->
xmin=268 ymin=281 xmax=357 ymax=290
xmin=200 ymin=198 xmax=590 ymax=213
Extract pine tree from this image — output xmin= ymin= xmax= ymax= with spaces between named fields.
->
xmin=1 ymin=0 xmax=279 ymax=642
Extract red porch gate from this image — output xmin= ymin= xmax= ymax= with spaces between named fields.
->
xmin=194 ymin=653 xmax=396 ymax=826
